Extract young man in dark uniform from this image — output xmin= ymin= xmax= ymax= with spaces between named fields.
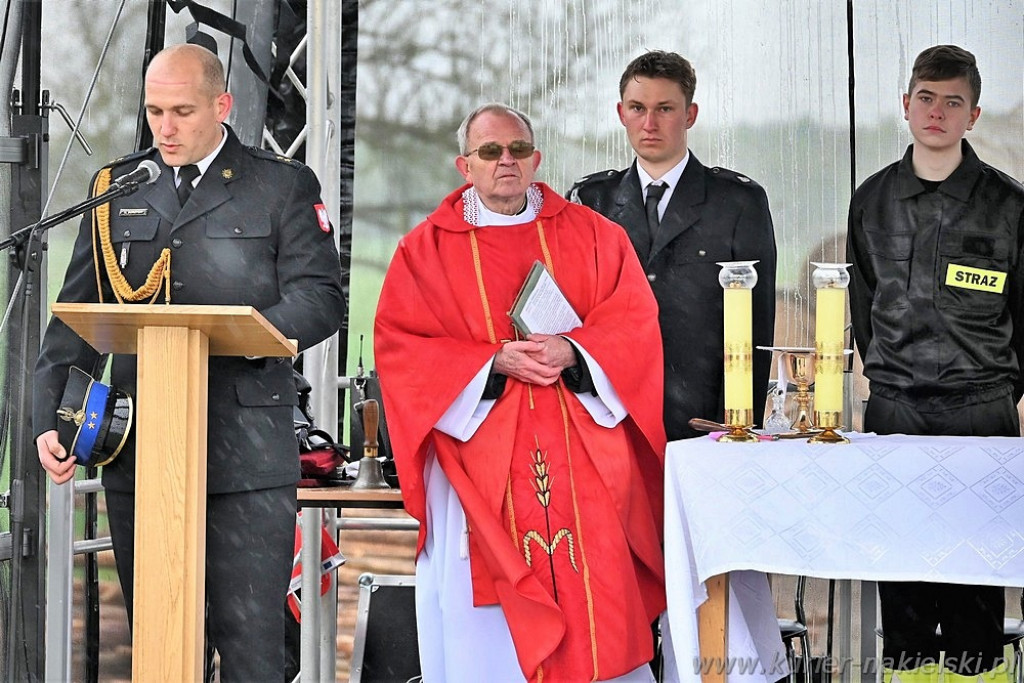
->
xmin=569 ymin=50 xmax=776 ymax=442
xmin=848 ymin=44 xmax=1023 ymax=683
xmin=33 ymin=44 xmax=345 ymax=681
xmin=569 ymin=50 xmax=782 ymax=683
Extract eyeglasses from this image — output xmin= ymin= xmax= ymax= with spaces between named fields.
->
xmin=465 ymin=140 xmax=535 ymax=161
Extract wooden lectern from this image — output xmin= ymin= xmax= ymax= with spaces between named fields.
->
xmin=51 ymin=303 xmax=296 ymax=682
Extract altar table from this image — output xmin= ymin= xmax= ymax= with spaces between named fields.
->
xmin=663 ymin=433 xmax=1024 ymax=683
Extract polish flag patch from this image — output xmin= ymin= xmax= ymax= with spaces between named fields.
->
xmin=313 ymin=203 xmax=331 ymax=233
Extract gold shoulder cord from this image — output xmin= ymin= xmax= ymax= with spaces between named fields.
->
xmin=91 ymin=168 xmax=172 ymax=303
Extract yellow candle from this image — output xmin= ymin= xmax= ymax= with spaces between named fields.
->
xmin=814 ymin=287 xmax=845 ymax=413
xmin=723 ymin=286 xmax=753 ymax=418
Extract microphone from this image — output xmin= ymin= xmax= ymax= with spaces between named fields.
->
xmin=109 ymin=159 xmax=161 ymax=193
xmin=0 ymin=159 xmax=164 ymax=252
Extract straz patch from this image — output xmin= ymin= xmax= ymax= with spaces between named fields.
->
xmin=313 ymin=203 xmax=331 ymax=233
xmin=945 ymin=263 xmax=1006 ymax=294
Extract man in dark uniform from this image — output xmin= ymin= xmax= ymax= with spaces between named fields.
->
xmin=569 ymin=50 xmax=781 ymax=683
xmin=33 ymin=44 xmax=345 ymax=681
xmin=848 ymin=45 xmax=1023 ymax=683
xmin=569 ymin=50 xmax=776 ymax=442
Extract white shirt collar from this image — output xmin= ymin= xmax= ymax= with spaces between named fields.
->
xmin=636 ymin=151 xmax=690 ymax=193
xmin=174 ymin=124 xmax=229 ymax=185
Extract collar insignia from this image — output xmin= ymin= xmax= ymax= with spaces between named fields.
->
xmin=221 ymin=168 xmax=234 ymax=179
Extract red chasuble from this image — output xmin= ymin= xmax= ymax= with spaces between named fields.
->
xmin=375 ymin=182 xmax=666 ymax=682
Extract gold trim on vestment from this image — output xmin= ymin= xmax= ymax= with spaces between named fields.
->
xmin=522 ymin=438 xmax=579 ymax=581
xmin=469 ymin=230 xmax=498 ymax=344
xmin=470 ymin=217 xmax=600 ymax=677
xmin=536 ymin=220 xmax=554 ymax=274
xmin=506 ymin=478 xmax=520 ymax=551
xmin=556 ymin=383 xmax=598 ymax=677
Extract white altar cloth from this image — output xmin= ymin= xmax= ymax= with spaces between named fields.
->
xmin=662 ymin=432 xmax=1024 ymax=683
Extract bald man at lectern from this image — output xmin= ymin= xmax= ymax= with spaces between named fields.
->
xmin=32 ymin=44 xmax=344 ymax=681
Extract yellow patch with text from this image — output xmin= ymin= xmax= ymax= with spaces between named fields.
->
xmin=945 ymin=264 xmax=1006 ymax=294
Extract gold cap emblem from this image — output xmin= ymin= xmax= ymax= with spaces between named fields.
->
xmin=57 ymin=407 xmax=86 ymax=427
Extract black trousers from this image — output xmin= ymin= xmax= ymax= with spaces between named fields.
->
xmin=864 ymin=385 xmax=1016 ymax=675
xmin=107 ymin=484 xmax=297 ymax=683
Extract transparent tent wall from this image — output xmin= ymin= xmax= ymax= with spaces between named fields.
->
xmin=349 ymin=2 xmax=1022 ymax=671
xmin=349 ymin=0 xmax=1023 ymax=425
xmin=347 ymin=0 xmax=861 ymax=368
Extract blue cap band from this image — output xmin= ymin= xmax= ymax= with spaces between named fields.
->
xmin=73 ymin=381 xmax=109 ymax=461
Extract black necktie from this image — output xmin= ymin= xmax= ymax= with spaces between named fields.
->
xmin=176 ymin=164 xmax=200 ymax=207
xmin=645 ymin=182 xmax=667 ymax=246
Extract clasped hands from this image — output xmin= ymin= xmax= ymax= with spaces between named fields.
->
xmin=493 ymin=334 xmax=576 ymax=386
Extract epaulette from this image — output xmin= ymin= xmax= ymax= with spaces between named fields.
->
xmin=708 ymin=166 xmax=760 ymax=186
xmin=571 ymin=168 xmax=618 ymax=188
xmin=246 ymin=145 xmax=303 ymax=168
xmin=567 ymin=168 xmax=621 ymax=204
xmin=101 ymin=147 xmax=157 ymax=171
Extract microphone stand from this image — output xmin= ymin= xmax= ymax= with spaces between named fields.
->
xmin=0 ymin=176 xmax=149 ymax=682
xmin=0 ymin=178 xmax=150 ymax=359
xmin=0 ymin=179 xmax=148 ymax=253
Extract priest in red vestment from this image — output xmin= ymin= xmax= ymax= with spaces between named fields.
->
xmin=374 ymin=103 xmax=667 ymax=683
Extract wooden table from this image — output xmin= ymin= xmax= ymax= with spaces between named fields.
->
xmin=297 ymin=486 xmax=405 ymax=509
xmin=295 ymin=485 xmax=411 ymax=682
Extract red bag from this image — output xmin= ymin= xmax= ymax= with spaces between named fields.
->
xmin=298 ymin=430 xmax=351 ymax=487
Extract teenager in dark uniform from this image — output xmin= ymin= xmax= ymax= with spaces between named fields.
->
xmin=848 ymin=44 xmax=1023 ymax=683
xmin=33 ymin=44 xmax=345 ymax=681
xmin=569 ymin=50 xmax=776 ymax=442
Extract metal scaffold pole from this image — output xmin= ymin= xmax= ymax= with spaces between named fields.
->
xmin=5 ymin=0 xmax=48 ymax=679
xmin=301 ymin=0 xmax=345 ymax=680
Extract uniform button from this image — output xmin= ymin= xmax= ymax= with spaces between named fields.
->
xmin=698 ymin=249 xmax=706 ymax=257
xmin=172 ymin=281 xmax=183 ymax=291
xmin=271 ymin=393 xmax=280 ymax=401
xmin=171 ymin=238 xmax=183 ymax=248
xmin=233 ymin=227 xmax=243 ymax=234
xmin=123 ymin=230 xmax=131 ymax=238
xmin=647 ymin=273 xmax=657 ymax=283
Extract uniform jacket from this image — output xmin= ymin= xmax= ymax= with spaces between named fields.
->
xmin=848 ymin=140 xmax=1024 ymax=400
xmin=33 ymin=127 xmax=346 ymax=494
xmin=570 ymin=153 xmax=777 ymax=440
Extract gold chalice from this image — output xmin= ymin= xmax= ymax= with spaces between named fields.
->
xmin=780 ymin=349 xmax=816 ymax=433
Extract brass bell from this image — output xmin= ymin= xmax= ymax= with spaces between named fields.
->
xmin=350 ymin=398 xmax=390 ymax=490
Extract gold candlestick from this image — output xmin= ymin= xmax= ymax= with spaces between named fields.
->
xmin=717 ymin=261 xmax=759 ymax=443
xmin=810 ymin=262 xmax=851 ymax=444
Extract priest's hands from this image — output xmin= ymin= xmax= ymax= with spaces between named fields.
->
xmin=494 ymin=334 xmax=576 ymax=386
